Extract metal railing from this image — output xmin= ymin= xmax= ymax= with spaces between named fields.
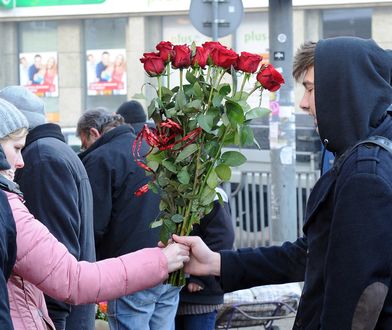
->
xmin=223 ymin=165 xmax=319 ymax=249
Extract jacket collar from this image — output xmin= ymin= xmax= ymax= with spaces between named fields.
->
xmin=78 ymin=125 xmax=132 ymax=160
xmin=0 ymin=175 xmax=23 ymax=197
xmin=25 ymin=123 xmax=65 ymax=148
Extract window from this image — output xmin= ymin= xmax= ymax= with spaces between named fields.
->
xmin=322 ymin=8 xmax=372 ymax=38
xmin=84 ymin=18 xmax=127 ymax=112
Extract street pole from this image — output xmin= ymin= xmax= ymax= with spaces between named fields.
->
xmin=268 ymin=0 xmax=297 ymax=244
xmin=212 ymin=0 xmax=219 ymax=40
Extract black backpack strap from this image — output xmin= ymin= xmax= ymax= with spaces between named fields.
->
xmin=352 ymin=135 xmax=392 ymax=156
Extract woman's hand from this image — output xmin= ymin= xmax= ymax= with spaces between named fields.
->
xmin=161 ymin=242 xmax=190 ymax=273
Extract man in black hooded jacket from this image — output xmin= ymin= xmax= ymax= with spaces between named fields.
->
xmin=175 ymin=37 xmax=392 ymax=329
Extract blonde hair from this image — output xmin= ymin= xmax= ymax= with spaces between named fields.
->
xmin=0 ymin=128 xmax=28 ymax=142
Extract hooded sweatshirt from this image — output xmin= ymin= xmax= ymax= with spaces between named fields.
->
xmin=220 ymin=37 xmax=392 ymax=329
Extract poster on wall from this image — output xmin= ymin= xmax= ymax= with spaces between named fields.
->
xmin=86 ymin=48 xmax=127 ymax=96
xmin=19 ymin=52 xmax=59 ymax=97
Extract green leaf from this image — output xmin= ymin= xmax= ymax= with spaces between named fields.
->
xmin=197 ymin=114 xmax=213 ymax=133
xmin=175 ymin=90 xmax=186 ymax=110
xmin=146 ymin=160 xmax=159 ymax=172
xmin=240 ymin=125 xmax=255 ymax=146
xmin=146 ymin=150 xmax=165 ymax=162
xmin=159 ymin=199 xmax=168 ymax=211
xmin=200 ymin=186 xmax=216 ymax=206
xmin=205 ymin=140 xmax=219 ymax=158
xmin=177 ymin=167 xmax=190 ymax=184
xmin=221 ymin=151 xmax=247 ymax=166
xmin=212 ymin=93 xmax=224 ymax=108
xmin=207 ymin=170 xmax=219 ymax=189
xmin=148 ymin=99 xmax=158 ymax=118
xmin=150 ymin=219 xmax=163 ymax=228
xmin=219 ymin=84 xmax=231 ymax=96
xmin=186 ymin=70 xmax=197 ymax=84
xmin=193 ymin=82 xmax=203 ymax=98
xmin=171 ymin=214 xmax=184 ymax=223
xmin=245 ymin=107 xmax=271 ymax=121
xmin=215 ymin=164 xmax=232 ymax=181
xmin=226 ymin=101 xmax=245 ymax=126
xmin=175 ymin=144 xmax=198 ymax=163
xmin=162 ymin=160 xmax=177 ymax=173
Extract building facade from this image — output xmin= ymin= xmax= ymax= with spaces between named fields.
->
xmin=1 ymin=0 xmax=392 ymax=127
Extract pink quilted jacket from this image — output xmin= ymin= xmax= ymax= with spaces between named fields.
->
xmin=6 ymin=192 xmax=168 ymax=330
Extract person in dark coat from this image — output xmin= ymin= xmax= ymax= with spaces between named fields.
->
xmin=116 ymin=99 xmax=155 ymax=134
xmin=175 ymin=36 xmax=392 ymax=330
xmin=77 ymin=109 xmax=180 ymax=330
xmin=0 ymin=86 xmax=96 ymax=330
xmin=0 ymin=142 xmax=17 ymax=330
xmin=175 ymin=188 xmax=234 ymax=330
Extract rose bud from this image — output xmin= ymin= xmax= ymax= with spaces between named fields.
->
xmin=236 ymin=51 xmax=262 ymax=73
xmin=140 ymin=52 xmax=165 ymax=76
xmin=172 ymin=44 xmax=192 ymax=69
xmin=256 ymin=64 xmax=285 ymax=92
xmin=156 ymin=41 xmax=174 ymax=63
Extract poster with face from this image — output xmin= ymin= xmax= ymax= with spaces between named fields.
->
xmin=86 ymin=49 xmax=127 ymax=96
xmin=19 ymin=52 xmax=59 ymax=97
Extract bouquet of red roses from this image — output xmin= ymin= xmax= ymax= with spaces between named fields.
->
xmin=135 ymin=41 xmax=284 ymax=286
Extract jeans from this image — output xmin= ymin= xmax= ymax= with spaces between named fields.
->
xmin=107 ymin=284 xmax=180 ymax=330
xmin=175 ymin=311 xmax=218 ymax=330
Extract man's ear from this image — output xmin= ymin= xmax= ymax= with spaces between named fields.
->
xmin=89 ymin=127 xmax=101 ymax=139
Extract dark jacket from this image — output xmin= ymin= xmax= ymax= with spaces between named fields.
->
xmin=15 ymin=123 xmax=96 ymax=330
xmin=0 ymin=147 xmax=16 ymax=329
xmin=79 ymin=125 xmax=161 ymax=259
xmin=180 ymin=201 xmax=234 ymax=306
xmin=221 ymin=37 xmax=392 ymax=329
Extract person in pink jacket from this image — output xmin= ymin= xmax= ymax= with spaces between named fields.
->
xmin=0 ymin=98 xmax=190 ymax=330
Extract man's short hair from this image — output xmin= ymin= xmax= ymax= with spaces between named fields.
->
xmin=76 ymin=108 xmax=124 ymax=137
xmin=293 ymin=41 xmax=317 ymax=82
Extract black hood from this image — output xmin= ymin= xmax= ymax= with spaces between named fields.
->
xmin=315 ymin=37 xmax=392 ymax=155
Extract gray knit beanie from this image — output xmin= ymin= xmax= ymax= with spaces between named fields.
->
xmin=0 ymin=98 xmax=29 ymax=139
xmin=0 ymin=86 xmax=46 ymax=130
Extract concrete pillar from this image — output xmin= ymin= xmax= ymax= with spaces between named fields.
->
xmin=373 ymin=7 xmax=392 ymax=49
xmin=0 ymin=22 xmax=18 ymax=88
xmin=57 ymin=20 xmax=83 ymax=127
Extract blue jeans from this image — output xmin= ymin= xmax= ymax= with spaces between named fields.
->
xmin=107 ymin=284 xmax=180 ymax=330
xmin=175 ymin=311 xmax=218 ymax=330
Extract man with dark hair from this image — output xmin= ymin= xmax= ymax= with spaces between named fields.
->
xmin=77 ymin=108 xmax=180 ymax=330
xmin=116 ymin=100 xmax=153 ymax=134
xmin=0 ymin=86 xmax=96 ymax=330
xmin=175 ymin=37 xmax=392 ymax=329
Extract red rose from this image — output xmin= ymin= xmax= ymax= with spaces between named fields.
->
xmin=192 ymin=46 xmax=209 ymax=69
xmin=210 ymin=47 xmax=239 ymax=69
xmin=202 ymin=41 xmax=225 ymax=51
xmin=172 ymin=45 xmax=192 ymax=69
xmin=140 ymin=52 xmax=165 ymax=76
xmin=256 ymin=64 xmax=285 ymax=92
xmin=156 ymin=41 xmax=174 ymax=63
xmin=236 ymin=51 xmax=262 ymax=73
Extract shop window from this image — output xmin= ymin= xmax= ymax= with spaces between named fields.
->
xmin=18 ymin=21 xmax=59 ymax=121
xmin=84 ymin=18 xmax=127 ymax=112
xmin=322 ymin=8 xmax=372 ymax=38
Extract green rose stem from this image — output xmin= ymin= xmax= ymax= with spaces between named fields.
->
xmin=166 ymin=63 xmax=171 ymax=90
xmin=239 ymin=73 xmax=250 ymax=99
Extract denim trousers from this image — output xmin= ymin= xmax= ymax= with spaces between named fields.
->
xmin=175 ymin=311 xmax=218 ymax=330
xmin=107 ymin=283 xmax=180 ymax=330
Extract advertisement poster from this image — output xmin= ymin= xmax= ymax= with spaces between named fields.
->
xmin=19 ymin=52 xmax=59 ymax=97
xmin=86 ymin=48 xmax=127 ymax=96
